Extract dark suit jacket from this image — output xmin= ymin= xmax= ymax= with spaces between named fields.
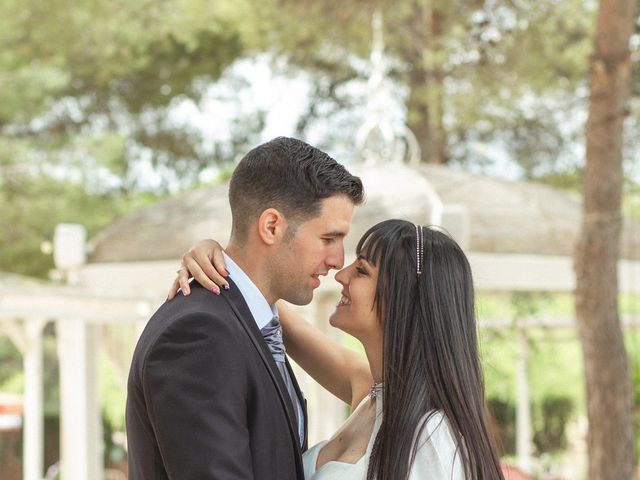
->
xmin=126 ymin=279 xmax=307 ymax=480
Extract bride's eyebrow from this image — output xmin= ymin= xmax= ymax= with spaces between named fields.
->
xmin=356 ymin=255 xmax=373 ymax=268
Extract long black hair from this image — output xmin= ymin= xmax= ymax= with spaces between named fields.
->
xmin=359 ymin=220 xmax=503 ymax=480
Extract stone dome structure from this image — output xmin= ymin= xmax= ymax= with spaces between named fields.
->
xmin=418 ymin=165 xmax=640 ymax=259
xmin=89 ymin=163 xmax=640 ymax=263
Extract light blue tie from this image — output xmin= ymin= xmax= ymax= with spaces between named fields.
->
xmin=260 ymin=316 xmax=286 ymax=362
xmin=260 ymin=316 xmax=303 ymax=445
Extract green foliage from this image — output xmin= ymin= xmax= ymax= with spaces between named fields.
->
xmin=626 ymin=332 xmax=640 ymax=460
xmin=481 ymin=328 xmax=585 ymax=406
xmin=0 ymin=0 xmax=636 ymax=195
xmin=480 ymin=292 xmax=640 ymax=460
xmin=0 ymin=327 xmax=60 ymax=415
xmin=479 ymin=291 xmax=640 ymax=407
xmin=531 ymin=169 xmax=583 ymax=193
xmin=100 ymin=356 xmax=127 ymax=432
xmin=0 ymin=337 xmax=21 ymax=390
xmin=44 ymin=413 xmax=60 ymax=473
xmin=1 ymin=0 xmax=248 ymax=115
xmin=489 ymin=394 xmax=574 ymax=456
xmin=251 ymin=0 xmax=601 ymax=170
xmin=0 ymin=164 xmax=162 ymax=277
xmin=487 ymin=398 xmax=516 ymax=454
xmin=481 ymin=292 xmax=579 ymax=458
xmin=624 ymin=179 xmax=640 ymax=221
xmin=483 ymin=328 xmax=581 ymax=458
xmin=478 ymin=292 xmax=640 ymax=318
xmin=510 ymin=292 xmax=554 ymax=319
xmin=0 ymin=0 xmax=255 ymax=196
xmin=533 ymin=396 xmax=574 ymax=453
xmin=0 ymin=0 xmax=255 ymax=278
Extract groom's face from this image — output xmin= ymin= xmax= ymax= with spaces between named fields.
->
xmin=274 ymin=194 xmax=355 ymax=305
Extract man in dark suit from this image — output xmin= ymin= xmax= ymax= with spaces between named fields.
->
xmin=126 ymin=137 xmax=364 ymax=480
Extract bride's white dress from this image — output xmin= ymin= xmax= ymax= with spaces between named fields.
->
xmin=302 ymin=392 xmax=464 ymax=480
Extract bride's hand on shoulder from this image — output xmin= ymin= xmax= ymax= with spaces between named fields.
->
xmin=167 ymin=239 xmax=229 ymax=300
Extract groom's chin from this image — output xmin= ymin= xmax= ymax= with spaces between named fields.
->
xmin=282 ymin=289 xmax=315 ymax=306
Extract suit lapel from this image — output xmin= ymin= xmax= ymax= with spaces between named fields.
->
xmin=285 ymin=359 xmax=308 ymax=452
xmin=219 ymin=280 xmax=303 ymax=458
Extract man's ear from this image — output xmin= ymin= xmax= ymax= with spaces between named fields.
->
xmin=256 ymin=208 xmax=288 ymax=245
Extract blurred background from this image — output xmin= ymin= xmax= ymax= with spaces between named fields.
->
xmin=0 ymin=0 xmax=638 ymax=479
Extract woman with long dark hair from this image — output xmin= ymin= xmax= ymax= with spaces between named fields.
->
xmin=169 ymin=219 xmax=503 ymax=480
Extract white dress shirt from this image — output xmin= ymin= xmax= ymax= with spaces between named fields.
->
xmin=224 ymin=252 xmax=305 ymax=445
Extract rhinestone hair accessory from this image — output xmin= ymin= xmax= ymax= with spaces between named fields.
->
xmin=415 ymin=224 xmax=423 ymax=275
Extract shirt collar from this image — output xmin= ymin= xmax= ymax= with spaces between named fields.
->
xmin=223 ymin=252 xmax=277 ymax=330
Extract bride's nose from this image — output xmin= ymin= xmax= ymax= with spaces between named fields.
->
xmin=334 ymin=264 xmax=350 ymax=286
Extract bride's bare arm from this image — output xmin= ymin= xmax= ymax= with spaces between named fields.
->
xmin=169 ymin=239 xmax=373 ymax=407
xmin=277 ymin=302 xmax=372 ymax=406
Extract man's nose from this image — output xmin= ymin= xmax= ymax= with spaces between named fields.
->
xmin=327 ymin=245 xmax=345 ymax=270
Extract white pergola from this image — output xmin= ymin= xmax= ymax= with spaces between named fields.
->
xmin=1 ymin=165 xmax=639 ymax=480
xmin=0 ymin=273 xmax=156 ymax=480
xmin=2 ymin=254 xmax=639 ymax=480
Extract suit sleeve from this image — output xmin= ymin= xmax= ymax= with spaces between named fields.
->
xmin=142 ymin=312 xmax=254 ymax=479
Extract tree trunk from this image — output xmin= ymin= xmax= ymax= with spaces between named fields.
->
xmin=574 ymin=0 xmax=635 ymax=479
xmin=406 ymin=4 xmax=447 ymax=165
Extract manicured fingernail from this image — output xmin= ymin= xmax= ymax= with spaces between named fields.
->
xmin=222 ymin=284 xmax=230 ymax=290
xmin=211 ymin=286 xmax=220 ymax=295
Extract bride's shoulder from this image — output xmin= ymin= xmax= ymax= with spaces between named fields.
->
xmin=411 ymin=411 xmax=465 ymax=479
xmin=416 ymin=410 xmax=456 ymax=444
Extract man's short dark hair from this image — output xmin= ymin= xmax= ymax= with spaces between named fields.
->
xmin=229 ymin=137 xmax=364 ymax=242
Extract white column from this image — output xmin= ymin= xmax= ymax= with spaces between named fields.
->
xmin=516 ymin=328 xmax=533 ymax=473
xmin=23 ymin=319 xmax=46 ymax=480
xmin=56 ymin=318 xmax=103 ymax=480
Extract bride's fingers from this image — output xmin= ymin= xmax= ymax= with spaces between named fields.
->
xmin=188 ymin=245 xmax=228 ymax=291
xmin=167 ymin=239 xmax=229 ymax=300
xmin=167 ymin=276 xmax=182 ymax=301
xmin=177 ymin=265 xmax=192 ymax=295
xmin=210 ymin=248 xmax=229 ymax=288
xmin=166 ymin=266 xmax=191 ymax=300
xmin=183 ymin=253 xmax=223 ymax=294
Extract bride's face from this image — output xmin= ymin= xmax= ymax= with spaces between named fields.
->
xmin=329 ymin=255 xmax=381 ymax=342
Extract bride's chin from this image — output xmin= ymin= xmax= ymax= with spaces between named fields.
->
xmin=328 ymin=312 xmax=344 ymax=330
